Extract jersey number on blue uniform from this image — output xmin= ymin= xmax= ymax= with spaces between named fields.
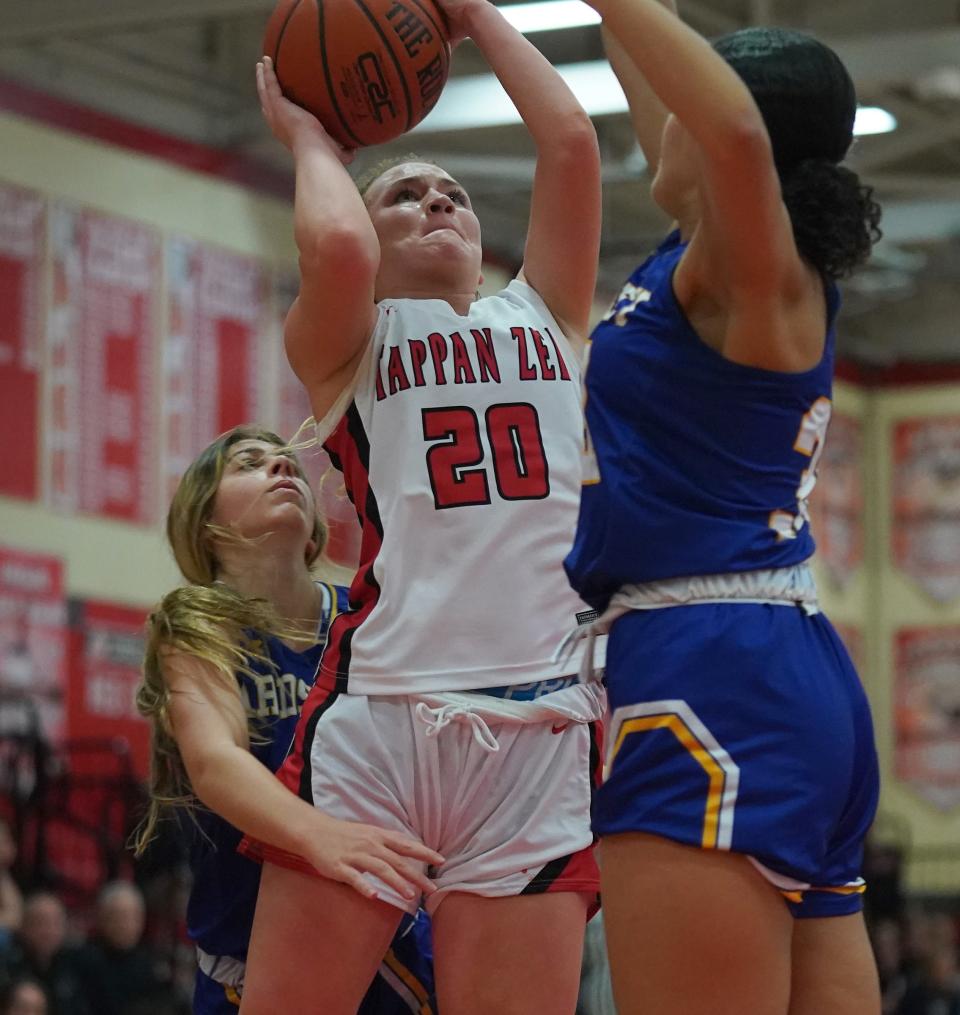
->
xmin=422 ymin=402 xmax=549 ymax=509
xmin=769 ymin=396 xmax=832 ymax=541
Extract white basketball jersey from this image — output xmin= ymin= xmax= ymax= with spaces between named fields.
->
xmin=317 ymin=280 xmax=599 ymax=694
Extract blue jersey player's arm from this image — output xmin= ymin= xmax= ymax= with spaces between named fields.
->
xmin=600 ymin=0 xmax=676 ymax=179
xmin=163 ymin=646 xmax=441 ymax=901
xmin=591 ymin=0 xmax=824 ymax=374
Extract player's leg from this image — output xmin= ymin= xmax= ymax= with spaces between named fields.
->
xmin=788 ymin=913 xmax=880 ymax=1014
xmin=416 ymin=696 xmax=600 ymax=1014
xmin=239 ymin=862 xmax=403 ymax=1014
xmin=432 ymin=890 xmax=590 ymax=1014
xmin=601 ymin=832 xmax=793 ymax=1015
xmin=787 ymin=618 xmax=880 ymax=1013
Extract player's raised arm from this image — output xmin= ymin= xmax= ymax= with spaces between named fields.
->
xmin=590 ymin=1 xmax=798 ymax=305
xmin=436 ymin=0 xmax=601 ymax=344
xmin=601 ymin=8 xmax=673 ymax=177
xmin=256 ymin=57 xmax=379 ymax=418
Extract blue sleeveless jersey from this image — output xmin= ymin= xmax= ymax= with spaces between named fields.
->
xmin=186 ymin=581 xmax=349 ymax=959
xmin=565 ymin=231 xmax=840 ymax=612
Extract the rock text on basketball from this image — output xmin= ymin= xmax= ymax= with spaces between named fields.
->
xmin=386 ymin=1 xmax=435 ymax=57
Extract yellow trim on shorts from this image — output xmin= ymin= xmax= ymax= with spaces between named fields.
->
xmin=780 ymin=883 xmax=866 ymax=904
xmin=610 ymin=714 xmax=725 ymax=849
xmin=224 ymin=985 xmax=242 ymax=1006
xmin=383 ymin=947 xmax=434 ymax=1015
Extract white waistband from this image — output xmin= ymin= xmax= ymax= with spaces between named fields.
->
xmin=196 ymin=947 xmax=245 ymax=989
xmin=608 ymin=563 xmax=819 ymax=615
xmin=553 ymin=565 xmax=819 ymax=679
xmin=413 ymin=682 xmax=606 ymax=754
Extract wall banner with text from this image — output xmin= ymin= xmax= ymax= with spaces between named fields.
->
xmin=895 ymin=626 xmax=960 ymax=811
xmin=163 ymin=238 xmax=269 ymax=499
xmin=0 ymin=546 xmax=67 ymax=743
xmin=892 ymin=417 xmax=960 ymax=602
xmin=47 ymin=205 xmax=160 ymax=523
xmin=0 ymin=184 xmax=45 ymax=501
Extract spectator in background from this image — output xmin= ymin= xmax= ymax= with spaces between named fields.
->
xmin=0 ymin=821 xmax=23 ymax=951
xmin=864 ymin=838 xmax=907 ymax=925
xmin=71 ymin=881 xmax=169 ymax=1015
xmin=872 ymin=917 xmax=908 ymax=1014
xmin=897 ymin=942 xmax=960 ymax=1015
xmin=0 ymin=978 xmax=48 ymax=1015
xmin=0 ymin=892 xmax=83 ymax=1015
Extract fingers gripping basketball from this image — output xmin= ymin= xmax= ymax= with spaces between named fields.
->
xmin=263 ymin=0 xmax=451 ymax=147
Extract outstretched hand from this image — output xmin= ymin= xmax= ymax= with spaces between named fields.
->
xmin=301 ymin=814 xmax=444 ymax=902
xmin=256 ymin=56 xmax=355 ymax=165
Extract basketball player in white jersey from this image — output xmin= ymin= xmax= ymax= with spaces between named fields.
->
xmin=240 ymin=0 xmax=604 ymax=1011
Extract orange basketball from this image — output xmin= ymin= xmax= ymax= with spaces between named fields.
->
xmin=263 ymin=0 xmax=451 ymax=148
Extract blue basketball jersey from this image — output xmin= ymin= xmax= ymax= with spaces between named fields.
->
xmin=565 ymin=231 xmax=841 ymax=611
xmin=186 ymin=581 xmax=349 ymax=959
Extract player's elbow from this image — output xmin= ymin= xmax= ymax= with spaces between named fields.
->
xmin=545 ymin=108 xmax=599 ymax=162
xmin=185 ymin=749 xmax=233 ymax=812
xmin=705 ymin=113 xmax=773 ymax=170
xmin=297 ymin=226 xmax=378 ymax=290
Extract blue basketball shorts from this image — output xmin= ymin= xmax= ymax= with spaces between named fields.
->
xmin=193 ymin=912 xmax=436 ymax=1014
xmin=594 ymin=603 xmax=879 ymax=918
xmin=193 ymin=968 xmax=241 ymax=1014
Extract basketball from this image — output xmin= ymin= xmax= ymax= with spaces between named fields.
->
xmin=263 ymin=0 xmax=451 ymax=148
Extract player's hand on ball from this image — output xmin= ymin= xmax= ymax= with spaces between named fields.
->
xmin=256 ymin=56 xmax=355 ymax=165
xmin=431 ymin=0 xmax=484 ymax=45
xmin=304 ymin=815 xmax=444 ymax=901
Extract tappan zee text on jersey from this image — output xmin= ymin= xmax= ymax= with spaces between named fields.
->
xmin=373 ymin=317 xmax=573 ymax=401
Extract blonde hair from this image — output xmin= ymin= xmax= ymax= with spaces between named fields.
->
xmin=355 ymin=153 xmax=441 ymax=199
xmin=133 ymin=425 xmax=327 ymax=854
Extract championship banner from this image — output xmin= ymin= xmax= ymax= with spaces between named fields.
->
xmin=47 ymin=205 xmax=160 ymax=523
xmin=808 ymin=412 xmax=864 ymax=588
xmin=273 ymin=269 xmax=361 ymax=572
xmin=163 ymin=238 xmax=269 ymax=500
xmin=0 ymin=184 xmax=45 ymax=501
xmin=66 ymin=600 xmax=150 ymax=780
xmin=892 ymin=418 xmax=960 ymax=602
xmin=895 ymin=627 xmax=960 ymax=810
xmin=0 ymin=546 xmax=67 ymax=743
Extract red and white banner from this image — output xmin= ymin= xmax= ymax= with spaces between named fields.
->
xmin=163 ymin=238 xmax=269 ymax=500
xmin=892 ymin=418 xmax=960 ymax=602
xmin=47 ymin=205 xmax=160 ymax=523
xmin=808 ymin=412 xmax=864 ymax=588
xmin=895 ymin=627 xmax=960 ymax=810
xmin=0 ymin=546 xmax=67 ymax=742
xmin=0 ymin=184 xmax=45 ymax=501
xmin=67 ymin=600 xmax=150 ymax=780
xmin=272 ymin=269 xmax=361 ymax=572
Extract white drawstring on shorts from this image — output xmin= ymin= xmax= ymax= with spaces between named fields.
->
xmin=415 ymin=702 xmax=500 ymax=753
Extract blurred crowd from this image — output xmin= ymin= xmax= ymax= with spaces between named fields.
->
xmin=0 ymin=818 xmax=193 ymax=1015
xmin=1 ymin=811 xmax=959 ymax=1014
xmin=575 ymin=837 xmax=960 ymax=1015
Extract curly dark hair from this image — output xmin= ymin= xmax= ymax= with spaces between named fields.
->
xmin=713 ymin=27 xmax=883 ymax=278
xmin=782 ymin=159 xmax=883 ymax=279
